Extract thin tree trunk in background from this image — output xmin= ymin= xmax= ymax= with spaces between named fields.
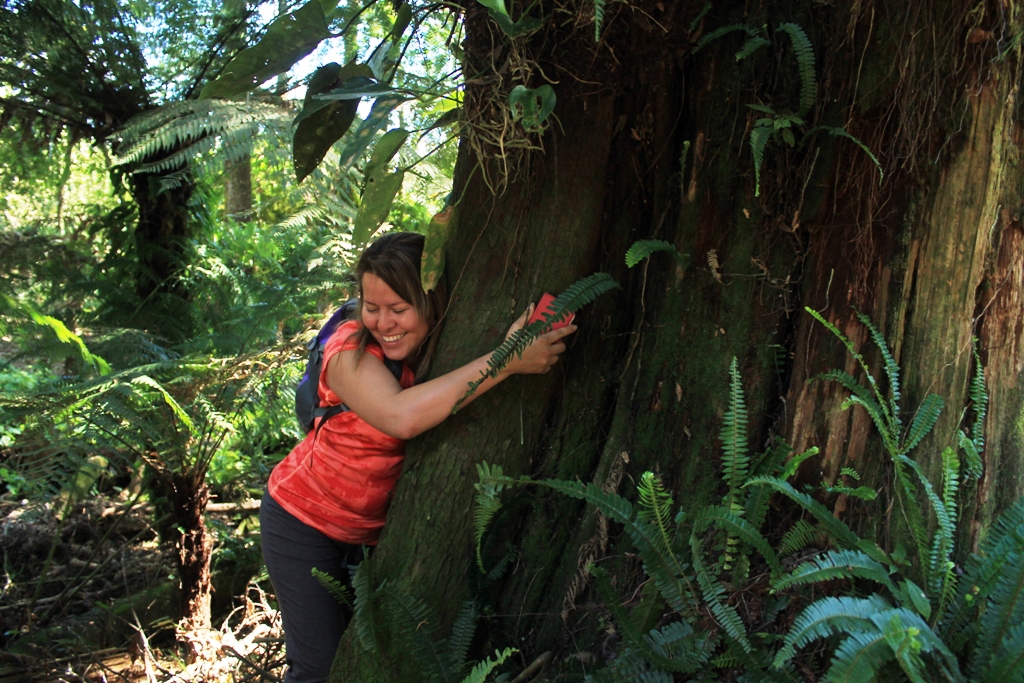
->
xmin=333 ymin=2 xmax=1024 ymax=680
xmin=224 ymin=156 xmax=253 ymax=222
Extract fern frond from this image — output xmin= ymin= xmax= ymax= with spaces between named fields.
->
xmin=720 ymin=358 xmax=749 ymax=571
xmin=903 ymin=393 xmax=944 ymax=454
xmin=745 ymin=476 xmax=861 ymax=549
xmin=376 ymin=583 xmax=452 ymax=681
xmin=966 ymin=340 xmax=988 ymax=456
xmin=592 ymin=565 xmax=694 ymax=674
xmin=735 ymin=35 xmax=770 ymax=61
xmin=536 ymin=478 xmax=695 ymax=614
xmin=777 ymin=520 xmax=820 ymax=558
xmin=587 ymin=650 xmax=674 ymax=683
xmin=473 ymin=462 xmax=512 ymax=573
xmin=462 ymin=647 xmax=516 ymax=683
xmin=312 ymin=567 xmax=354 ymax=608
xmin=984 ymin=621 xmax=1024 ymax=681
xmin=625 ymin=239 xmax=686 ymax=268
xmin=776 ymin=23 xmax=816 ymax=116
xmin=593 ymin=0 xmax=606 ymax=41
xmin=352 ymin=559 xmax=380 ymax=653
xmin=942 ymin=498 xmax=1024 ymax=651
xmin=897 ymin=455 xmax=954 ymax=602
xmin=749 ymin=125 xmax=771 ymax=197
xmin=459 ymin=273 xmax=618 ymax=407
xmin=698 ymin=504 xmax=781 ymax=578
xmin=773 ymin=594 xmax=892 ymax=667
xmin=969 ymin=545 xmax=1024 ymax=681
xmin=693 ymin=23 xmax=758 ymax=53
xmin=690 ymin=533 xmax=751 ymax=652
xmin=811 ymin=127 xmax=884 ymax=185
xmin=855 ymin=309 xmax=901 ymax=425
xmin=638 ymin=471 xmax=679 ymax=565
xmin=773 ymin=549 xmax=898 ymax=594
xmin=644 ymin=620 xmax=715 ymax=673
xmin=821 ymin=628 xmax=894 ymax=683
xmin=447 ymin=600 xmax=478 ymax=673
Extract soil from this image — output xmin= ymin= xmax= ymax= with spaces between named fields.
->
xmin=0 ymin=495 xmax=284 ymax=682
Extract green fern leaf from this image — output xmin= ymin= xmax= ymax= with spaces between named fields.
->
xmin=776 ymin=23 xmax=816 ymax=116
xmin=312 ymin=567 xmax=354 ymax=608
xmin=773 ymin=549 xmax=898 ymax=594
xmin=822 ymin=628 xmax=894 ymax=683
xmin=735 ymin=35 xmax=770 ymax=61
xmin=638 ymin=472 xmax=680 ymax=565
xmin=625 ymin=239 xmax=687 ymax=268
xmin=984 ymin=621 xmax=1024 ymax=681
xmin=593 ymin=0 xmax=606 ymax=41
xmin=459 ymin=273 xmax=619 ymax=407
xmin=447 ymin=600 xmax=478 ymax=672
xmin=773 ymin=594 xmax=892 ymax=667
xmin=352 ymin=559 xmax=380 ymax=653
xmin=693 ymin=23 xmax=759 ymax=53
xmin=749 ymin=125 xmax=771 ymax=197
xmin=811 ymin=127 xmax=884 ymax=185
xmin=473 ymin=462 xmax=513 ymax=573
xmin=776 ymin=519 xmax=820 ymax=558
xmin=462 ymin=647 xmax=516 ymax=683
xmin=691 ymin=508 xmax=753 ymax=651
xmin=746 ymin=476 xmax=861 ymax=549
xmin=903 ymin=393 xmax=943 ymax=454
xmin=699 ymin=504 xmax=781 ymax=578
xmin=970 ymin=547 xmax=1024 ymax=681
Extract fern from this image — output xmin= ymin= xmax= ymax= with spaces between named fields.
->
xmin=720 ymin=358 xmax=750 ymax=572
xmin=749 ymin=125 xmax=771 ymax=197
xmin=461 ymin=647 xmax=516 ymax=683
xmin=690 ymin=507 xmax=753 ymax=651
xmin=352 ymin=559 xmax=381 ymax=653
xmin=809 ymin=127 xmax=885 ymax=185
xmin=473 ymin=462 xmax=512 ymax=573
xmin=112 ymin=100 xmax=291 ymax=190
xmin=637 ymin=472 xmax=681 ymax=570
xmin=773 ymin=594 xmax=893 ymax=667
xmin=625 ymin=239 xmax=688 ymax=268
xmin=745 ymin=476 xmax=862 ymax=550
xmin=776 ymin=519 xmax=820 ymax=558
xmin=593 ymin=0 xmax=606 ymax=41
xmin=773 ymin=549 xmax=898 ymax=595
xmin=459 ymin=273 xmax=618 ymax=407
xmin=735 ymin=35 xmax=770 ymax=61
xmin=447 ymin=601 xmax=479 ymax=676
xmin=903 ymin=393 xmax=944 ymax=454
xmin=692 ymin=23 xmax=758 ymax=53
xmin=312 ymin=567 xmax=354 ymax=609
xmin=776 ymin=23 xmax=816 ymax=116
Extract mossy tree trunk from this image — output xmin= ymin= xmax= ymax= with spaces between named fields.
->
xmin=333 ymin=1 xmax=1024 ymax=679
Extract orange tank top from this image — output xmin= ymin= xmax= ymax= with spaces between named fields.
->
xmin=268 ymin=321 xmax=415 ymax=544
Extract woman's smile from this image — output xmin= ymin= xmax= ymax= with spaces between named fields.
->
xmin=360 ymin=273 xmax=429 ymax=361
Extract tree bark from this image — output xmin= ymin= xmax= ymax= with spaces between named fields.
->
xmin=333 ymin=2 xmax=1024 ymax=679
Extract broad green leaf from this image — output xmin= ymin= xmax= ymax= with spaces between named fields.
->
xmin=477 ymin=0 xmax=508 ymax=16
xmin=365 ymin=128 xmax=409 ymax=175
xmin=337 ymin=95 xmax=407 ymax=170
xmin=902 ymin=579 xmax=931 ymax=619
xmin=353 ymin=171 xmax=404 ymax=245
xmin=293 ymin=62 xmax=374 ymax=183
xmin=421 ymin=205 xmax=454 ymax=293
xmin=508 ymin=84 xmax=556 ymax=131
xmin=200 ymin=0 xmax=331 ymax=99
xmin=314 ymin=82 xmax=402 ymax=100
xmin=487 ymin=8 xmax=542 ymax=38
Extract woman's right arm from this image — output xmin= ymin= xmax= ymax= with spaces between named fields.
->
xmin=325 ymin=312 xmax=576 ymax=440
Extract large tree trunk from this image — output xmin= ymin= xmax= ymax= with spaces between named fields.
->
xmin=334 ymin=1 xmax=1024 ymax=679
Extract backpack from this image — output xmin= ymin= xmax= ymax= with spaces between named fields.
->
xmin=295 ymin=299 xmax=403 ymax=434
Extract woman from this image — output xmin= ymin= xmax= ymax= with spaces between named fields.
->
xmin=260 ymin=232 xmax=576 ymax=683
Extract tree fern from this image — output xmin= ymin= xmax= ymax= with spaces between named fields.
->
xmin=776 ymin=23 xmax=816 ymax=116
xmin=112 ymin=100 xmax=291 ymax=190
xmin=459 ymin=272 xmax=618 ymax=407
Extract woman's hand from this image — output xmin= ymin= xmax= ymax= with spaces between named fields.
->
xmin=502 ymin=304 xmax=577 ymax=376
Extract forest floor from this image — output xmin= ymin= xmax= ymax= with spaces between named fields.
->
xmin=0 ymin=495 xmax=284 ymax=682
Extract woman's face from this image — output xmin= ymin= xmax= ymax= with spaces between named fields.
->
xmin=360 ymin=272 xmax=430 ymax=362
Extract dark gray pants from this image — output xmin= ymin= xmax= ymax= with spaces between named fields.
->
xmin=260 ymin=490 xmax=360 ymax=683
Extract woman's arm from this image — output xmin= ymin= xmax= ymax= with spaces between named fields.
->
xmin=324 ymin=309 xmax=577 ymax=440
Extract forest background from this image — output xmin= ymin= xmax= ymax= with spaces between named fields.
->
xmin=2 ymin=1 xmax=1024 ymax=682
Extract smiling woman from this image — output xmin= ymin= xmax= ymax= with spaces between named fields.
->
xmin=260 ymin=231 xmax=576 ymax=683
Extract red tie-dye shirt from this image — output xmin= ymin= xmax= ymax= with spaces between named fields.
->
xmin=268 ymin=321 xmax=415 ymax=544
